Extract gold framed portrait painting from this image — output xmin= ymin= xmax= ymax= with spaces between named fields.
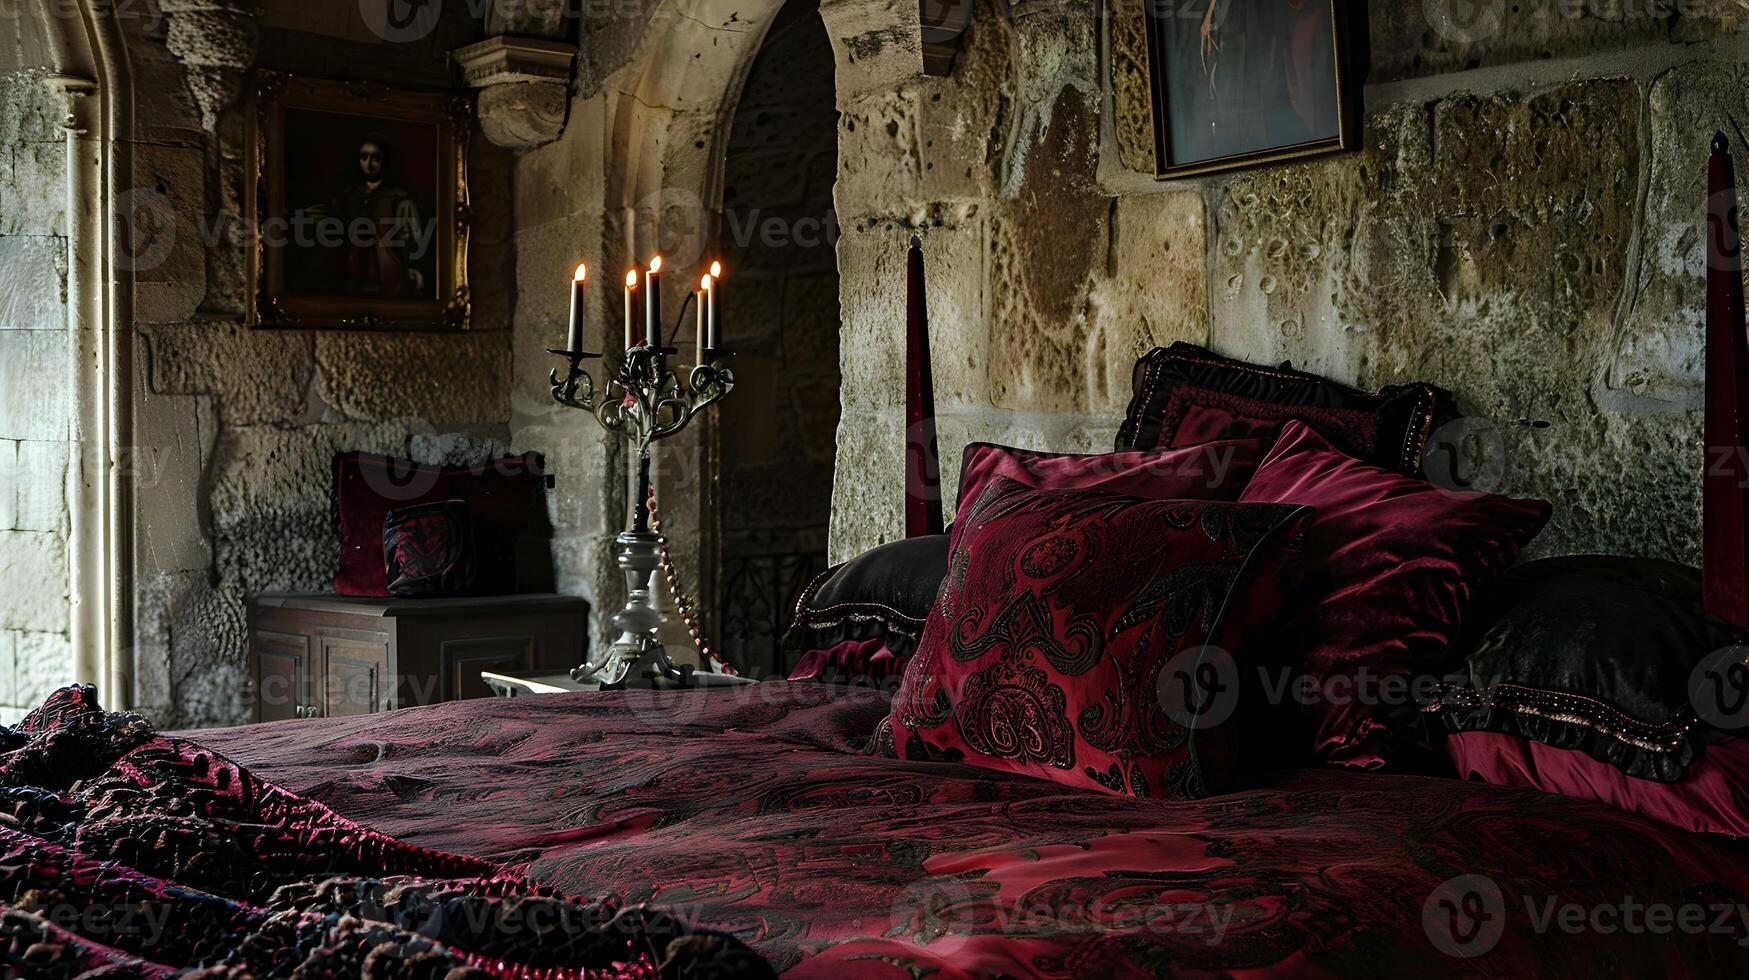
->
xmin=249 ymin=74 xmax=471 ymax=329
xmin=1143 ymin=0 xmax=1365 ymax=180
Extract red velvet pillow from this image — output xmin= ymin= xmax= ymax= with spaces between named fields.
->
xmin=879 ymin=477 xmax=1312 ymax=799
xmin=333 ymin=452 xmax=549 ymax=597
xmin=1238 ymin=422 xmax=1551 ymax=769
xmin=1448 ymin=731 xmax=1749 ymax=838
xmin=955 ymin=438 xmax=1268 ymax=512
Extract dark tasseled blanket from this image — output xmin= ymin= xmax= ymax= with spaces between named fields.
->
xmin=0 ymin=685 xmax=772 ymax=979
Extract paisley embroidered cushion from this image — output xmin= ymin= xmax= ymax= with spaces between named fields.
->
xmin=1238 ymin=422 xmax=1552 ymax=770
xmin=1117 ymin=342 xmax=1455 ymax=476
xmin=880 ymin=477 xmax=1312 ymax=799
xmin=787 ymin=441 xmax=1270 ymax=685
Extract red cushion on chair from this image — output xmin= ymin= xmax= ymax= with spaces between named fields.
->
xmin=333 ymin=452 xmax=547 ymax=597
xmin=954 ymin=438 xmax=1269 ymax=512
xmin=1238 ymin=422 xmax=1551 ymax=769
xmin=882 ymin=477 xmax=1312 ymax=799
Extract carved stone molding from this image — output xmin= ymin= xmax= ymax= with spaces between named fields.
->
xmin=456 ymin=35 xmax=575 ymax=149
xmin=455 ymin=35 xmax=577 ymax=88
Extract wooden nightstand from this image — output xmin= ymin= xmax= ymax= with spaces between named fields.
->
xmin=247 ymin=593 xmax=589 ymax=722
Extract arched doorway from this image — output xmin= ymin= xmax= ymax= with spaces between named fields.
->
xmin=712 ymin=0 xmax=841 ymax=678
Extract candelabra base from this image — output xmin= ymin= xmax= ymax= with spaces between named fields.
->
xmin=570 ymin=529 xmax=754 ymax=689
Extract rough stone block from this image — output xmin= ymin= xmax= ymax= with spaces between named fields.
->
xmin=1370 ymin=3 xmax=1747 ymax=85
xmin=122 ymin=143 xmax=209 ymax=295
xmin=0 ymin=631 xmax=14 ymax=706
xmin=0 ymin=72 xmax=65 ymax=146
xmin=0 ymin=236 xmax=67 ymax=330
xmin=819 ymin=0 xmax=925 ymax=104
xmin=0 ymin=330 xmax=68 ymax=441
xmin=1106 ymin=0 xmax=1154 ymax=176
xmin=0 ymin=440 xmax=13 ymax=530
xmin=0 ymin=142 xmax=67 ymax=237
xmin=828 ymin=407 xmax=906 ymax=562
xmin=146 ymin=322 xmax=314 ymax=426
xmin=989 ymin=84 xmax=1113 ymax=415
xmin=835 ymin=89 xmax=924 ymax=219
xmin=14 ymin=441 xmax=67 ymax=533
xmin=1604 ymin=60 xmax=1747 ymax=407
xmin=913 ymin=7 xmax=1008 ymax=203
xmin=134 ymin=392 xmax=214 ymax=576
xmin=1084 ymin=191 xmax=1208 ymax=414
xmin=0 ymin=531 xmax=67 ymax=633
xmin=314 ymin=331 xmax=511 ymax=425
xmin=14 ymin=630 xmax=69 ymax=708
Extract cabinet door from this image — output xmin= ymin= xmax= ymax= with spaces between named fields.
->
xmin=319 ymin=631 xmax=390 ymax=717
xmin=254 ymin=629 xmax=312 ymax=723
xmin=440 ymin=636 xmax=535 ymax=701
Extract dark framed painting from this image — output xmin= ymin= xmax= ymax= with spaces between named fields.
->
xmin=1142 ymin=0 xmax=1365 ymax=180
xmin=249 ymin=74 xmax=471 ymax=329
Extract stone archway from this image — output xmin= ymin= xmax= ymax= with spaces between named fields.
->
xmin=580 ymin=0 xmax=922 ymax=669
xmin=711 ymin=0 xmax=843 ymax=677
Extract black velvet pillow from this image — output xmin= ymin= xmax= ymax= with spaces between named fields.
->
xmin=784 ymin=535 xmax=950 ymax=680
xmin=1117 ymin=342 xmax=1456 ymax=476
xmin=1424 ymin=556 xmax=1748 ymax=782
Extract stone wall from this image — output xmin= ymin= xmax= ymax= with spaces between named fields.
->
xmin=122 ymin=1 xmax=517 ymax=728
xmin=826 ymin=1 xmax=1749 ymax=566
xmin=0 ymin=51 xmax=73 ymax=720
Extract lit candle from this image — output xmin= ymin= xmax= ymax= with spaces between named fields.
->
xmin=566 ymin=261 xmax=587 ymax=353
xmin=697 ymin=274 xmax=711 ymax=357
xmin=623 ymin=269 xmax=638 ymax=350
xmin=645 ymin=255 xmax=663 ymax=350
xmin=708 ymin=260 xmax=722 ymax=349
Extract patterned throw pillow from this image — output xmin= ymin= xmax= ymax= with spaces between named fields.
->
xmin=877 ymin=478 xmax=1312 ymax=799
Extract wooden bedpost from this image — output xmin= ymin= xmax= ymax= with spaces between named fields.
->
xmin=906 ymin=236 xmax=945 ymax=538
xmin=1705 ymin=132 xmax=1749 ymax=629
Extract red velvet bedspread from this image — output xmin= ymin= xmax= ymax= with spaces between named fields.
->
xmin=196 ymin=686 xmax=1749 ymax=978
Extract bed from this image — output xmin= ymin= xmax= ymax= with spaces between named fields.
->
xmin=187 ymin=686 xmax=1749 ymax=977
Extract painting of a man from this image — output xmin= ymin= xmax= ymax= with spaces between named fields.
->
xmin=254 ymin=75 xmax=466 ymax=329
xmin=281 ymin=113 xmax=440 ymax=301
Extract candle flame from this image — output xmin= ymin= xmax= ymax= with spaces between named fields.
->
xmin=573 ymin=262 xmax=587 ymax=282
xmin=709 ymin=261 xmax=723 ymax=279
xmin=625 ymin=269 xmax=639 ymax=288
xmin=700 ymin=274 xmax=713 ymax=291
xmin=649 ymin=255 xmax=663 ymax=274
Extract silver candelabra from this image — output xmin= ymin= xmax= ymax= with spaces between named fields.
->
xmin=548 ymin=340 xmax=737 ymax=688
